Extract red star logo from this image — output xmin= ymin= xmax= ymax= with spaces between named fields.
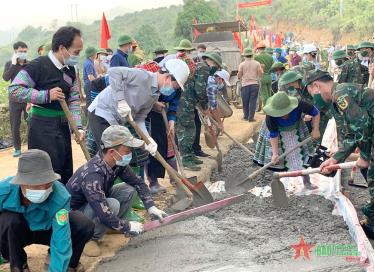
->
xmin=289 ymin=236 xmax=315 ymax=260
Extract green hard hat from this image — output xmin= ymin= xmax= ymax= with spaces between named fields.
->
xmin=278 ymin=71 xmax=303 ymax=87
xmin=118 ymin=35 xmax=134 ymax=46
xmin=332 ymin=50 xmax=348 ymax=60
xmin=174 ymin=39 xmax=194 ymax=51
xmin=242 ymin=47 xmax=253 ymax=57
xmin=85 ymin=46 xmax=97 ymax=58
xmin=154 ymin=46 xmax=168 ymax=54
xmin=270 ymin=61 xmax=285 ymax=72
xmin=305 ymin=69 xmax=332 ymax=87
xmin=263 ymin=92 xmax=299 ymax=117
xmin=357 ymin=41 xmax=374 ymax=49
xmin=346 ymin=45 xmax=356 ymax=50
xmin=265 ymin=47 xmax=274 ymax=54
xmin=202 ymin=52 xmax=222 ymax=68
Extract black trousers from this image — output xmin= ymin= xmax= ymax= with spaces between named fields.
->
xmin=0 ymin=210 xmax=94 ymax=270
xmin=28 ymin=115 xmax=73 ymax=184
xmin=241 ymin=84 xmax=259 ymax=121
xmin=9 ymin=100 xmax=27 ymax=150
xmin=192 ymin=109 xmax=202 ymax=153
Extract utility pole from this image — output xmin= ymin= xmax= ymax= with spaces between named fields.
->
xmin=339 ymin=0 xmax=343 ymax=17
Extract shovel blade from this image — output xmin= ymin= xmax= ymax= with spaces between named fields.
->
xmin=204 ymin=131 xmax=216 ymax=149
xmin=187 ymin=176 xmax=214 ymax=206
xmin=271 ymin=177 xmax=288 ymax=207
xmin=170 ymin=197 xmax=193 ymax=212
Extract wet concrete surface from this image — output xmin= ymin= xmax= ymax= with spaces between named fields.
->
xmin=95 ymin=144 xmax=367 ymax=272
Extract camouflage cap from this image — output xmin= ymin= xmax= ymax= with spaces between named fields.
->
xmin=304 ymin=69 xmax=332 ymax=87
xmin=101 ymin=125 xmax=144 ymax=149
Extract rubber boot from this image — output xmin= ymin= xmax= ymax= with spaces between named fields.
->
xmin=132 ymin=192 xmax=146 ymax=210
xmin=182 ymin=157 xmax=201 ymax=171
xmin=126 ymin=208 xmax=144 ymax=223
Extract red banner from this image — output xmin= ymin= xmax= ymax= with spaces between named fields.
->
xmin=233 ymin=32 xmax=244 ymax=52
xmin=238 ymin=0 xmax=272 ymax=9
xmin=100 ymin=13 xmax=111 ymax=49
xmin=192 ymin=18 xmax=200 ymax=38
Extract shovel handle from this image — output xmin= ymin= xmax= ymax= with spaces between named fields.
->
xmin=238 ymin=137 xmax=312 ymax=185
xmin=161 ymin=110 xmax=187 ymax=178
xmin=59 ymin=100 xmax=91 ymax=161
xmin=208 ymin=116 xmax=254 ymax=156
xmin=126 ymin=115 xmax=193 ymax=198
xmin=274 ymin=161 xmax=357 ymax=178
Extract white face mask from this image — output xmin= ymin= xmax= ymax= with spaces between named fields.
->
xmin=17 ymin=52 xmax=27 ymax=60
xmin=107 ymin=55 xmax=112 ymax=61
xmin=25 ymin=186 xmax=53 ymax=203
xmin=99 ymin=55 xmax=107 ymax=61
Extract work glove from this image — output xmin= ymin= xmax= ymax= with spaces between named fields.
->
xmin=11 ymin=53 xmax=18 ymax=65
xmin=148 ymin=206 xmax=168 ymax=221
xmin=118 ymin=100 xmax=131 ymax=119
xmin=145 ymin=137 xmax=158 ymax=156
xmin=128 ymin=221 xmax=144 ymax=236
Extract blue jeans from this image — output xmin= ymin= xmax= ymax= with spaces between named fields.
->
xmin=81 ymin=183 xmax=135 ymax=240
xmin=241 ymin=84 xmax=259 ymax=120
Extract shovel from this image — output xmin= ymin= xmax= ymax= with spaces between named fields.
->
xmin=59 ymin=100 xmax=91 ymax=161
xmin=207 ymin=116 xmax=254 ymax=156
xmin=195 ymin=107 xmax=222 ymax=171
xmin=127 ymin=115 xmax=213 ymax=210
xmin=161 ymin=110 xmax=214 ymax=206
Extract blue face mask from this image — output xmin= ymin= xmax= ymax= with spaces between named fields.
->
xmin=127 ymin=46 xmax=133 ymax=54
xmin=25 ymin=186 xmax=53 ymax=203
xmin=160 ymin=86 xmax=175 ymax=96
xmin=64 ymin=48 xmax=80 ymax=66
xmin=114 ymin=150 xmax=132 ymax=167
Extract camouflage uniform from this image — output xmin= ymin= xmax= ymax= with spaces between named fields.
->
xmin=329 ymin=83 xmax=374 ymax=232
xmin=338 ymin=58 xmax=369 ymax=84
xmin=291 ymin=63 xmax=332 ymax=143
xmin=254 ymin=52 xmax=274 ymax=106
xmin=176 ymin=60 xmax=209 ymax=162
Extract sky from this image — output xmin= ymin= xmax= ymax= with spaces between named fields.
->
xmin=0 ymin=0 xmax=183 ymax=31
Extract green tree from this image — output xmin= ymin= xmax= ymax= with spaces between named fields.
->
xmin=134 ymin=24 xmax=163 ymax=55
xmin=175 ymin=0 xmax=221 ymax=39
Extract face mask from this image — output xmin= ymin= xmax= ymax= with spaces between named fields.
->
xmin=361 ymin=50 xmax=369 ymax=57
xmin=197 ymin=52 xmax=203 ymax=58
xmin=99 ymin=55 xmax=107 ymax=61
xmin=335 ymin=59 xmax=344 ymax=66
xmin=313 ymin=93 xmax=330 ymax=110
xmin=107 ymin=55 xmax=112 ymax=61
xmin=25 ymin=186 xmax=53 ymax=204
xmin=127 ymin=46 xmax=133 ymax=54
xmin=218 ymin=83 xmax=225 ymax=89
xmin=63 ymin=48 xmax=80 ymax=66
xmin=289 ymin=51 xmax=295 ymax=55
xmin=113 ymin=150 xmax=132 ymax=167
xmin=209 ymin=66 xmax=218 ymax=74
xmin=160 ymin=86 xmax=175 ymax=96
xmin=17 ymin=52 xmax=27 ymax=60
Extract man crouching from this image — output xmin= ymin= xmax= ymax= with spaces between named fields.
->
xmin=67 ymin=125 xmax=167 ymax=257
xmin=0 ymin=149 xmax=94 ymax=272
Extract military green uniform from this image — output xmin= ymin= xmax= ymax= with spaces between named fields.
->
xmin=176 ymin=62 xmax=210 ymax=163
xmin=291 ymin=64 xmax=332 ymax=143
xmin=329 ymin=83 xmax=374 ymax=232
xmin=338 ymin=58 xmax=369 ymax=84
xmin=254 ymin=52 xmax=274 ymax=106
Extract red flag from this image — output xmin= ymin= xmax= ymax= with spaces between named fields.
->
xmin=275 ymin=34 xmax=282 ymax=48
xmin=100 ymin=13 xmax=111 ymax=49
xmin=233 ymin=32 xmax=243 ymax=52
xmin=192 ymin=18 xmax=200 ymax=38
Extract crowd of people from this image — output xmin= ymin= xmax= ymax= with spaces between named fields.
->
xmin=0 ymin=23 xmax=373 ymax=271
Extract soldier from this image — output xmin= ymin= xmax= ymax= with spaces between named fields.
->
xmin=176 ymin=52 xmax=222 ymax=170
xmin=255 ymin=42 xmax=274 ymax=110
xmin=334 ymin=49 xmax=369 ymax=84
xmin=357 ymin=41 xmax=374 ymax=68
xmin=305 ymin=69 xmax=374 ymax=238
xmin=345 ymin=45 xmax=357 ymax=60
